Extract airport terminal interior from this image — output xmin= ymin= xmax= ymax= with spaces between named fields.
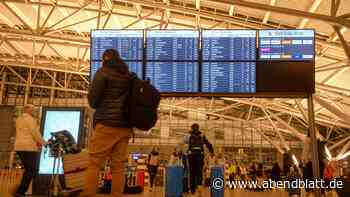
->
xmin=0 ymin=0 xmax=350 ymax=197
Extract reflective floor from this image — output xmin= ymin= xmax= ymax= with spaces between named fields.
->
xmin=95 ymin=187 xmax=294 ymax=197
xmin=24 ymin=187 xmax=322 ymax=197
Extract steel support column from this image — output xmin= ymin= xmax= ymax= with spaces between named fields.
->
xmin=307 ymin=94 xmax=320 ymax=197
xmin=49 ymin=72 xmax=56 ymax=105
xmin=0 ymin=72 xmax=6 ymax=104
xmin=24 ymin=69 xmax=31 ymax=105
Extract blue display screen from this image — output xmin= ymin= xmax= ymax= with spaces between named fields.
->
xmin=146 ymin=62 xmax=199 ymax=92
xmin=146 ymin=30 xmax=198 ymax=61
xmin=259 ymin=29 xmax=315 ymax=60
xmin=90 ymin=61 xmax=143 ymax=80
xmin=203 ymin=30 xmax=257 ymax=61
xmin=39 ymin=110 xmax=82 ymax=174
xmin=91 ymin=30 xmax=143 ymax=61
xmin=202 ymin=62 xmax=256 ymax=93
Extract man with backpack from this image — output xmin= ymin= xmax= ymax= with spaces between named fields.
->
xmin=83 ymin=49 xmax=134 ymax=197
xmin=187 ymin=123 xmax=214 ymax=196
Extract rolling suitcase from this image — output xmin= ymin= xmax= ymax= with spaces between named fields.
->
xmin=210 ymin=166 xmax=224 ymax=197
xmin=136 ymin=170 xmax=145 ymax=187
xmin=165 ymin=166 xmax=184 ymax=197
xmin=123 ymin=170 xmax=143 ymax=194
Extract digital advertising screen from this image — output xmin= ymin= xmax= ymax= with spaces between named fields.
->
xmin=91 ymin=30 xmax=143 ymax=61
xmin=39 ymin=108 xmax=83 ymax=174
xmin=146 ymin=30 xmax=199 ymax=61
xmin=259 ymin=29 xmax=315 ymax=61
xmin=201 ymin=62 xmax=256 ymax=93
xmin=202 ymin=30 xmax=257 ymax=61
xmin=145 ymin=62 xmax=199 ymax=93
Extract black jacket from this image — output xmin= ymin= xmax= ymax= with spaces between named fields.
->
xmin=88 ymin=64 xmax=131 ymax=128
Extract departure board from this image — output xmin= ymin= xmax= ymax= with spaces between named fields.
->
xmin=259 ymin=29 xmax=315 ymax=60
xmin=147 ymin=30 xmax=198 ymax=61
xmin=91 ymin=30 xmax=143 ymax=61
xmin=203 ymin=30 xmax=257 ymax=61
xmin=202 ymin=62 xmax=256 ymax=93
xmin=90 ymin=61 xmax=143 ymax=80
xmin=145 ymin=62 xmax=198 ymax=92
xmin=90 ymin=61 xmax=100 ymax=80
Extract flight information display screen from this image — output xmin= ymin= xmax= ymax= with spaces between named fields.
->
xmin=202 ymin=30 xmax=257 ymax=61
xmin=90 ymin=61 xmax=143 ymax=80
xmin=259 ymin=29 xmax=315 ymax=61
xmin=145 ymin=62 xmax=198 ymax=92
xmin=91 ymin=30 xmax=143 ymax=61
xmin=202 ymin=62 xmax=256 ymax=93
xmin=146 ymin=30 xmax=198 ymax=61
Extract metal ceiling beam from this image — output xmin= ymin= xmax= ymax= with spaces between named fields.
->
xmin=1 ymin=1 xmax=34 ymax=32
xmin=333 ymin=25 xmax=350 ymax=59
xmin=211 ymin=103 xmax=241 ymax=113
xmin=261 ymin=107 xmax=289 ymax=150
xmin=46 ymin=0 xmax=93 ymax=30
xmin=46 ymin=12 xmax=109 ymax=34
xmin=256 ymin=128 xmax=284 ymax=153
xmin=123 ymin=10 xmax=156 ymax=29
xmin=102 ymin=0 xmax=113 ymax=10
xmin=298 ymin=0 xmax=323 ymax=29
xmin=316 ymin=83 xmax=350 ymax=96
xmin=1 ymin=0 xmax=345 ymax=52
xmin=162 ymin=103 xmax=301 ymax=138
xmin=314 ymin=95 xmax=350 ymax=123
xmin=316 ymin=59 xmax=349 ymax=71
xmin=262 ymin=0 xmax=276 ymax=24
xmin=39 ymin=3 xmax=56 ymax=33
xmin=329 ymin=136 xmax=350 ymax=151
xmin=331 ymin=0 xmax=341 ymax=17
xmin=222 ymin=97 xmax=350 ymax=129
xmin=266 ymin=108 xmax=307 ymax=141
xmin=0 ymin=28 xmax=89 ymax=46
xmin=213 ymin=0 xmax=350 ymax=28
xmin=112 ymin=0 xmax=274 ymax=29
xmin=0 ymin=61 xmax=89 ymax=76
xmin=321 ymin=67 xmax=349 ymax=84
xmin=229 ymin=5 xmax=235 ymax=16
xmin=5 ymin=81 xmax=87 ymax=94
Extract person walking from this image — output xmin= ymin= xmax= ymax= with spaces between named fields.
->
xmin=147 ymin=147 xmax=160 ymax=192
xmin=187 ymin=123 xmax=214 ymax=196
xmin=271 ymin=162 xmax=281 ymax=182
xmin=14 ymin=104 xmax=47 ymax=197
xmin=83 ymin=49 xmax=133 ymax=197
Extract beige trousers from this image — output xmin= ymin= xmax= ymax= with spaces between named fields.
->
xmin=83 ymin=123 xmax=131 ymax=197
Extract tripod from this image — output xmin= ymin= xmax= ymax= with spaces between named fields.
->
xmin=48 ymin=144 xmax=63 ymax=197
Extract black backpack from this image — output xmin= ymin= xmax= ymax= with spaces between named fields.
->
xmin=189 ymin=133 xmax=204 ymax=152
xmin=124 ymin=75 xmax=160 ymax=131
